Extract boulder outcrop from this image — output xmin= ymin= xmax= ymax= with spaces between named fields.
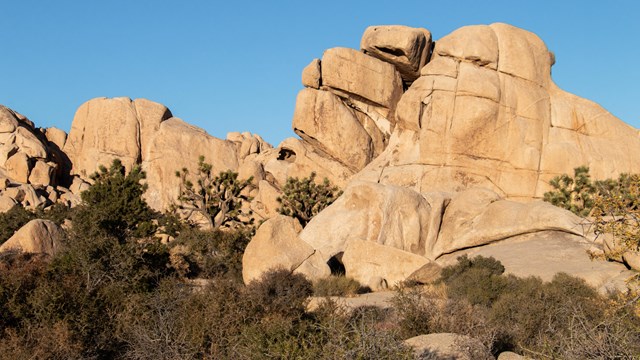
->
xmin=2 ymin=22 xmax=640 ymax=294
xmin=242 ymin=215 xmax=329 ymax=283
xmin=354 ymin=23 xmax=640 ymax=200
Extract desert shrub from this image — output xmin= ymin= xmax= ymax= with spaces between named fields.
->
xmin=116 ymin=278 xmax=205 ymax=360
xmin=0 ymin=205 xmax=36 ymax=245
xmin=244 ymin=268 xmax=313 ymax=319
xmin=34 ymin=202 xmax=74 ymax=226
xmin=439 ymin=255 xmax=507 ymax=306
xmin=488 ymin=272 xmax=639 ymax=357
xmin=74 ymin=159 xmax=156 ymax=240
xmin=305 ymin=300 xmax=412 ymax=360
xmin=0 ymin=322 xmax=83 ymax=360
xmin=175 ymin=156 xmax=253 ymax=230
xmin=277 ymin=172 xmax=341 ymax=226
xmin=169 ymin=226 xmax=251 ymax=281
xmin=0 ymin=252 xmax=48 ymax=330
xmin=313 ymin=275 xmax=367 ymax=297
xmin=544 ymin=166 xmax=596 ymax=216
xmin=391 ymin=283 xmax=440 ymax=338
xmin=391 ymin=283 xmax=499 ymax=351
xmin=392 ymin=256 xmax=640 ymax=358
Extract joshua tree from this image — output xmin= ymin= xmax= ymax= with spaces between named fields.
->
xmin=175 ymin=156 xmax=253 ymax=230
xmin=277 ymin=172 xmax=341 ymax=227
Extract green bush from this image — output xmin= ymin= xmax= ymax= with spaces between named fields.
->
xmin=74 ymin=159 xmax=156 ymax=240
xmin=313 ymin=275 xmax=368 ymax=297
xmin=169 ymin=226 xmax=251 ymax=281
xmin=392 ymin=256 xmax=640 ymax=358
xmin=439 ymin=255 xmax=507 ymax=307
xmin=244 ymin=268 xmax=313 ymax=319
xmin=277 ymin=172 xmax=341 ymax=227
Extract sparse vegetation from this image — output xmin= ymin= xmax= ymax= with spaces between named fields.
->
xmin=175 ymin=155 xmax=254 ymax=230
xmin=392 ymin=255 xmax=640 ymax=358
xmin=277 ymin=172 xmax=342 ymax=226
xmin=1 ymin=159 xmax=639 ymax=359
xmin=313 ymin=275 xmax=368 ymax=297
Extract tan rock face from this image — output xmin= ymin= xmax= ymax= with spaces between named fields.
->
xmin=63 ymin=97 xmax=172 ymax=177
xmin=298 ymin=182 xmax=585 ymax=262
xmin=342 ymin=239 xmax=430 ymax=290
xmin=355 ymin=23 xmax=640 ymax=200
xmin=141 ymin=118 xmax=239 ymax=211
xmin=0 ymin=219 xmax=64 ymax=256
xmin=4 ymin=152 xmax=30 ymax=183
xmin=292 ymin=88 xmax=374 ymax=171
xmin=259 ymin=137 xmax=354 ymax=189
xmin=321 ymin=47 xmax=403 ymax=110
xmin=361 ymin=25 xmax=432 ymax=84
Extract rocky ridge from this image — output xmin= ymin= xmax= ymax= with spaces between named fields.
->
xmin=1 ymin=22 xmax=639 ymax=291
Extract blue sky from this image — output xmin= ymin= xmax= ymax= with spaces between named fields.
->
xmin=2 ymin=1 xmax=638 ymax=146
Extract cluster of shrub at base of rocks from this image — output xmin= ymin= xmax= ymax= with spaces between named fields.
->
xmin=2 ymin=247 xmax=639 ymax=359
xmin=0 ymin=159 xmax=638 ymax=359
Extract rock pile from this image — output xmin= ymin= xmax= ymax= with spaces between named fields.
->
xmin=1 ymin=22 xmax=639 ymax=290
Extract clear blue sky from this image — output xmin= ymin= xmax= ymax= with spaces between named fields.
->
xmin=2 ymin=1 xmax=638 ymax=146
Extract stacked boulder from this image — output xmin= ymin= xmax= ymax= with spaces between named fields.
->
xmin=0 ymin=105 xmax=75 ymax=210
xmin=242 ymin=23 xmax=640 ymax=291
xmin=293 ymin=26 xmax=431 ymax=174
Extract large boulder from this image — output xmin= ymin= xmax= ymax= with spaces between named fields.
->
xmin=0 ymin=219 xmax=64 ymax=256
xmin=298 ymin=181 xmax=436 ymax=261
xmin=361 ymin=25 xmax=432 ymax=84
xmin=432 ymin=188 xmax=585 ymax=258
xmin=342 ymin=239 xmax=430 ymax=290
xmin=436 ymin=231 xmax=634 ymax=294
xmin=321 ymin=47 xmax=403 ymax=111
xmin=301 ymin=58 xmax=321 ymax=89
xmin=292 ymin=88 xmax=374 ymax=171
xmin=4 ymin=151 xmax=30 ymax=183
xmin=63 ymin=97 xmax=172 ymax=177
xmin=242 ymin=215 xmax=329 ymax=283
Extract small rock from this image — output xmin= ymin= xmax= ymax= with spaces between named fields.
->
xmin=404 ymin=333 xmax=494 ymax=360
xmin=302 ymin=58 xmax=321 ymax=89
